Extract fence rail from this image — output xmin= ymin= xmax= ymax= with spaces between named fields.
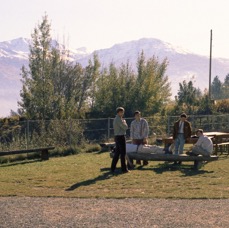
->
xmin=0 ymin=114 xmax=229 ymax=150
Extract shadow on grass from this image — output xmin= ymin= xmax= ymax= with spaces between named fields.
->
xmin=180 ymin=168 xmax=214 ymax=176
xmin=65 ymin=168 xmax=121 ymax=191
xmin=94 ymin=150 xmax=110 ymax=154
xmin=136 ymin=163 xmax=214 ymax=176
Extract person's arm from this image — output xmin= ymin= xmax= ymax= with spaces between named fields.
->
xmin=118 ymin=117 xmax=128 ymax=131
xmin=130 ymin=122 xmax=133 ymax=139
xmin=172 ymin=122 xmax=177 ymax=140
xmin=195 ymin=137 xmax=203 ymax=146
xmin=188 ymin=122 xmax=192 ymax=138
xmin=142 ymin=119 xmax=149 ymax=144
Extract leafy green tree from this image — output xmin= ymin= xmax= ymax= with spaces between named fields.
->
xmin=19 ymin=14 xmax=54 ymax=119
xmin=49 ymin=46 xmax=86 ymax=118
xmin=92 ymin=61 xmax=136 ymax=117
xmin=92 ymin=52 xmax=171 ymax=117
xmin=215 ymin=99 xmax=229 ymax=113
xmin=19 ymin=15 xmax=97 ymax=119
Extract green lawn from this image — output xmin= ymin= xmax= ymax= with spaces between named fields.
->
xmin=0 ymin=151 xmax=228 ymax=198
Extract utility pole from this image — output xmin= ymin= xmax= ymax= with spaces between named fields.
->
xmin=209 ymin=29 xmax=213 ymax=100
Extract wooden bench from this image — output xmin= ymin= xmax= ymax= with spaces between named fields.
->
xmin=0 ymin=147 xmax=55 ymax=160
xmin=110 ymin=152 xmax=218 ymax=170
xmin=127 ymin=153 xmax=218 ymax=170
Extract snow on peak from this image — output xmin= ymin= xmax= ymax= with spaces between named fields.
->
xmin=0 ymin=37 xmax=30 ymax=59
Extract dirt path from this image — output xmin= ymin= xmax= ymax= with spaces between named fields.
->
xmin=0 ymin=197 xmax=228 ymax=227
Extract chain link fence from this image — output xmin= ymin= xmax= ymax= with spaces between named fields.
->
xmin=0 ymin=114 xmax=229 ymax=150
xmin=167 ymin=114 xmax=229 ymax=135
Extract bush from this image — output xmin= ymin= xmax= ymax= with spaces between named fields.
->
xmin=84 ymin=144 xmax=101 ymax=153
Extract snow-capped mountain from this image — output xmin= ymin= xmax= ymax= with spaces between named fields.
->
xmin=0 ymin=37 xmax=30 ymax=59
xmin=1 ymin=37 xmax=229 ymax=117
xmin=77 ymin=38 xmax=229 ymax=95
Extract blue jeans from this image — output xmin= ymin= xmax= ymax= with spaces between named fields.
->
xmin=174 ymin=133 xmax=185 ymax=155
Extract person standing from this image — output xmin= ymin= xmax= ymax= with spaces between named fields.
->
xmin=173 ymin=113 xmax=192 ymax=156
xmin=130 ymin=111 xmax=149 ymax=165
xmin=111 ymin=107 xmax=129 ymax=173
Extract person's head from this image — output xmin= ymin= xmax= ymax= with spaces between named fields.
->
xmin=116 ymin=107 xmax=125 ymax=117
xmin=134 ymin=110 xmax=141 ymax=120
xmin=180 ymin=113 xmax=187 ymax=121
xmin=196 ymin=129 xmax=204 ymax=137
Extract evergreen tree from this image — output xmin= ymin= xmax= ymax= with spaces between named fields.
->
xmin=222 ymin=74 xmax=229 ymax=99
xmin=211 ymin=75 xmax=223 ymax=100
xmin=196 ymin=93 xmax=214 ymax=114
xmin=176 ymin=80 xmax=198 ymax=114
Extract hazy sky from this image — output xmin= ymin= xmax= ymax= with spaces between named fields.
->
xmin=1 ymin=0 xmax=229 ymax=58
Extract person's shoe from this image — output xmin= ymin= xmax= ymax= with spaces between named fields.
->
xmin=143 ymin=161 xmax=149 ymax=166
xmin=122 ymin=169 xmax=130 ymax=174
xmin=178 ymin=161 xmax=182 ymax=165
xmin=110 ymin=170 xmax=116 ymax=175
xmin=128 ymin=164 xmax=135 ymax=170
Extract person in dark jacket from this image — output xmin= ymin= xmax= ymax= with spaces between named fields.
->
xmin=173 ymin=113 xmax=192 ymax=155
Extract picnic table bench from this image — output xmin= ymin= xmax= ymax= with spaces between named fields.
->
xmin=0 ymin=146 xmax=55 ymax=160
xmin=126 ymin=152 xmax=219 ymax=170
xmin=110 ymin=152 xmax=218 ymax=170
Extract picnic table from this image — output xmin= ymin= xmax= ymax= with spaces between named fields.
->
xmin=209 ymin=132 xmax=229 ymax=155
xmin=163 ymin=132 xmax=229 ymax=155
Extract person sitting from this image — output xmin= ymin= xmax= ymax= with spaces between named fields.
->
xmin=125 ymin=143 xmax=166 ymax=169
xmin=186 ymin=129 xmax=213 ymax=157
xmin=126 ymin=143 xmax=165 ymax=154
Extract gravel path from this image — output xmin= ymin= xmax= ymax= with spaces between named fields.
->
xmin=0 ymin=197 xmax=228 ymax=227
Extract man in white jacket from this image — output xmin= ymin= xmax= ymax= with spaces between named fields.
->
xmin=130 ymin=111 xmax=149 ymax=165
xmin=187 ymin=129 xmax=213 ymax=156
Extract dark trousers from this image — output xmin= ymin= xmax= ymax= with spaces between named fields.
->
xmin=111 ymin=135 xmax=127 ymax=172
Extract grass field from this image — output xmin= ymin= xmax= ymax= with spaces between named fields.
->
xmin=0 ymin=150 xmax=229 ymax=199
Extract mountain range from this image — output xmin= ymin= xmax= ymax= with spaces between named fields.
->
xmin=1 ymin=37 xmax=229 ymax=117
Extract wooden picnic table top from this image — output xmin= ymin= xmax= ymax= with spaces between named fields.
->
xmin=163 ymin=131 xmax=229 ymax=145
xmin=204 ymin=132 xmax=229 ymax=136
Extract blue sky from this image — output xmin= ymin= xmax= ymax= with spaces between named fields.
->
xmin=1 ymin=0 xmax=229 ymax=57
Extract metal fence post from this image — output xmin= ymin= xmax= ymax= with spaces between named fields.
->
xmin=26 ymin=120 xmax=29 ymax=149
xmin=69 ymin=119 xmax=72 ymax=146
xmin=167 ymin=116 xmax=170 ymax=136
xmin=107 ymin=117 xmax=110 ymax=141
